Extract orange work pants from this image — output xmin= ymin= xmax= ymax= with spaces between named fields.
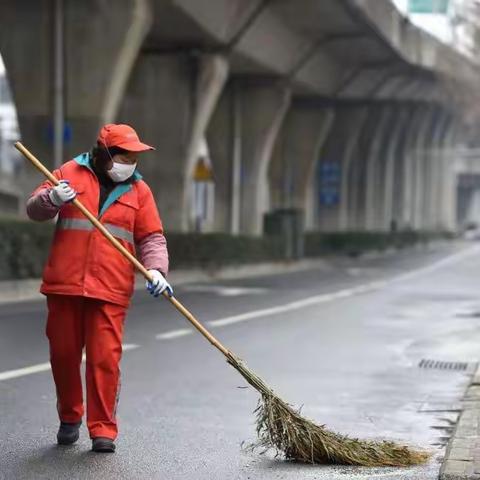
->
xmin=46 ymin=294 xmax=126 ymax=440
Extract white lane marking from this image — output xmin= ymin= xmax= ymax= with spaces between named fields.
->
xmin=0 ymin=362 xmax=51 ymax=381
xmin=0 ymin=344 xmax=140 ymax=382
xmin=208 ymin=286 xmax=366 ymax=327
xmin=180 ymin=285 xmax=268 ymax=296
xmin=121 ymin=343 xmax=140 ymax=352
xmin=208 ymin=246 xmax=480 ymax=328
xmin=155 ymin=329 xmax=193 ymax=340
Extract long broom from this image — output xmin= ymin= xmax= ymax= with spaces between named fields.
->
xmin=15 ymin=141 xmax=429 ymax=467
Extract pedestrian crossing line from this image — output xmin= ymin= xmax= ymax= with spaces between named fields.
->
xmin=155 ymin=329 xmax=193 ymax=340
xmin=0 ymin=344 xmax=139 ymax=382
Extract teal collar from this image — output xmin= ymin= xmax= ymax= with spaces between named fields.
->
xmin=99 ymin=183 xmax=132 ymax=217
xmin=73 ymin=152 xmax=142 ymax=217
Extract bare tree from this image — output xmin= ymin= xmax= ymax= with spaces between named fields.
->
xmin=449 ymin=0 xmax=480 ymax=59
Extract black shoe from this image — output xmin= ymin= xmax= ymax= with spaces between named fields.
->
xmin=92 ymin=437 xmax=116 ymax=453
xmin=57 ymin=421 xmax=81 ymax=445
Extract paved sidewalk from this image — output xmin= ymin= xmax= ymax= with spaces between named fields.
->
xmin=440 ymin=367 xmax=480 ymax=480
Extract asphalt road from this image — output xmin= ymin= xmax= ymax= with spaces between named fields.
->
xmin=1 ymin=242 xmax=480 ymax=480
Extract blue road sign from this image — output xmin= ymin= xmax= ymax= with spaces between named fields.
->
xmin=318 ymin=161 xmax=341 ymax=207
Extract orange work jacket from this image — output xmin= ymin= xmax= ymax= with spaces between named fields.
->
xmin=32 ymin=152 xmax=163 ymax=307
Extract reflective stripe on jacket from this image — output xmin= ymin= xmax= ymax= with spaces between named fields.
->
xmin=31 ymin=153 xmax=164 ymax=307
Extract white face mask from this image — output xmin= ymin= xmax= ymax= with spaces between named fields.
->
xmin=107 ymin=161 xmax=137 ymax=183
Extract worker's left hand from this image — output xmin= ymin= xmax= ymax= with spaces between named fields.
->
xmin=146 ymin=269 xmax=173 ymax=297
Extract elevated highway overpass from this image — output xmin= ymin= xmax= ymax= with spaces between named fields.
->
xmin=0 ymin=0 xmax=478 ymax=234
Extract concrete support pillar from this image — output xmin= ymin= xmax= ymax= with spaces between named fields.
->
xmin=66 ymin=0 xmax=154 ymax=156
xmin=396 ymin=105 xmax=426 ymax=228
xmin=438 ymin=118 xmax=461 ymax=231
xmin=382 ymin=106 xmax=413 ymax=230
xmin=0 ymin=0 xmax=51 ymax=178
xmin=206 ymin=83 xmax=234 ymax=233
xmin=411 ymin=106 xmax=437 ymax=230
xmin=350 ymin=105 xmax=395 ymax=230
xmin=119 ymin=53 xmax=228 ymax=232
xmin=427 ymin=112 xmax=452 ymax=229
xmin=316 ymin=106 xmax=368 ymax=231
xmin=0 ymin=0 xmax=152 ymax=190
xmin=184 ymin=55 xmax=229 ymax=230
xmin=269 ymin=103 xmax=334 ymax=231
xmin=420 ymin=107 xmax=446 ymax=230
xmin=346 ymin=105 xmax=381 ymax=230
xmin=238 ymin=81 xmax=291 ymax=236
xmin=339 ymin=107 xmax=369 ymax=230
xmin=365 ymin=108 xmax=397 ymax=230
xmin=207 ymin=79 xmax=291 ymax=236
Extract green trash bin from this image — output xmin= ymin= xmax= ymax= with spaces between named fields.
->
xmin=263 ymin=208 xmax=304 ymax=260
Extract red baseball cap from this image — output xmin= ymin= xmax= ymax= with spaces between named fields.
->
xmin=97 ymin=124 xmax=155 ymax=152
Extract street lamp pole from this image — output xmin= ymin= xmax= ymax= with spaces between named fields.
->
xmin=53 ymin=0 xmax=64 ymax=168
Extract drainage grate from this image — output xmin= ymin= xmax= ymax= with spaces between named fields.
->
xmin=418 ymin=359 xmax=469 ymax=371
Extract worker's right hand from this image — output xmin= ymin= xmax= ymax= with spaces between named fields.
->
xmin=48 ymin=180 xmax=77 ymax=207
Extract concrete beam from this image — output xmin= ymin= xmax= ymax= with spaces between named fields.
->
xmin=143 ymin=0 xmax=474 ymax=102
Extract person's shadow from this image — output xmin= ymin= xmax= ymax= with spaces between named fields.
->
xmin=15 ymin=441 xmax=117 ymax=480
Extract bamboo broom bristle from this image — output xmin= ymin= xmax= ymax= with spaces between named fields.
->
xmin=227 ymin=353 xmax=430 ymax=467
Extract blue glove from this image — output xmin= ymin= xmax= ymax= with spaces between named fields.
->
xmin=146 ymin=269 xmax=173 ymax=297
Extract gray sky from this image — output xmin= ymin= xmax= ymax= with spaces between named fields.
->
xmin=392 ymin=0 xmax=454 ymax=43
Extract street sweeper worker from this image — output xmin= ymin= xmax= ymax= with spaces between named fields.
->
xmin=26 ymin=123 xmax=172 ymax=453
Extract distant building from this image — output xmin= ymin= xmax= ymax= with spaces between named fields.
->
xmin=0 ymin=72 xmax=20 ymax=174
xmin=0 ymin=59 xmax=22 ymax=215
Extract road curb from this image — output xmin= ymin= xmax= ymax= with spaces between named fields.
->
xmin=440 ymin=365 xmax=480 ymax=480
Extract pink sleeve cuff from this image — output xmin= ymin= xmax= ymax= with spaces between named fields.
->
xmin=137 ymin=232 xmax=169 ymax=276
xmin=26 ymin=188 xmax=59 ymax=221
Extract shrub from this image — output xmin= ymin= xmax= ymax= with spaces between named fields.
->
xmin=0 ymin=216 xmax=54 ymax=280
xmin=165 ymin=233 xmax=285 ymax=269
xmin=305 ymin=230 xmax=449 ymax=257
xmin=0 ymin=216 xmax=453 ymax=281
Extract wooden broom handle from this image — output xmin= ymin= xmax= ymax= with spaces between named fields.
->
xmin=14 ymin=141 xmax=230 ymax=358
